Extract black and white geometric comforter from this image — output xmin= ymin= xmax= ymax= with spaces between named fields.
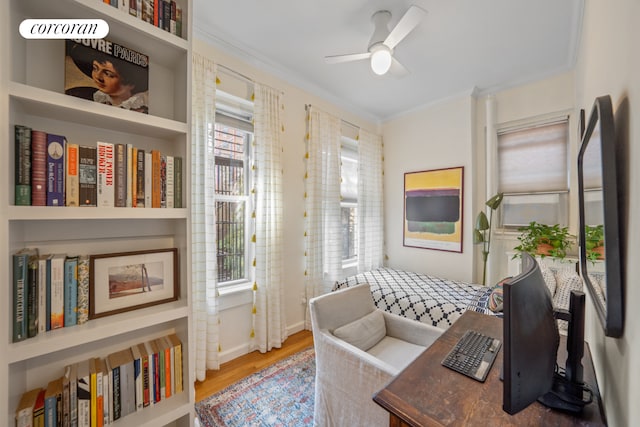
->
xmin=333 ymin=267 xmax=495 ymax=330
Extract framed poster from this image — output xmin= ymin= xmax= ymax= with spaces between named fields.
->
xmin=403 ymin=166 xmax=464 ymax=252
xmin=90 ymin=248 xmax=178 ymax=319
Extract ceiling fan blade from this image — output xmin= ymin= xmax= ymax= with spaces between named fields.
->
xmin=383 ymin=5 xmax=427 ymax=49
xmin=325 ymin=52 xmax=371 ymax=64
xmin=389 ymin=57 xmax=410 ymax=78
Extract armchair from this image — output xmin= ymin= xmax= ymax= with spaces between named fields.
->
xmin=309 ymin=283 xmax=443 ymax=427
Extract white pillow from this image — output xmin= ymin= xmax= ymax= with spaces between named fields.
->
xmin=539 ymin=261 xmax=557 ymax=297
xmin=553 ymin=267 xmax=583 ymax=331
xmin=332 ymin=310 xmax=386 ymax=351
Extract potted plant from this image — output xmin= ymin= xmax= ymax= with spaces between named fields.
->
xmin=473 ymin=193 xmax=503 ymax=286
xmin=513 ymin=221 xmax=574 ymax=260
xmin=584 ymin=224 xmax=605 ymax=261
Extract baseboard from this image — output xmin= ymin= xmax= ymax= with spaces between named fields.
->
xmin=218 ymin=321 xmax=309 ymax=364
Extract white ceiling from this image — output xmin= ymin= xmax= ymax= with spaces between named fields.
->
xmin=193 ymin=0 xmax=584 ymax=122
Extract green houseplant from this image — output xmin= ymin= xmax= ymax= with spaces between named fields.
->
xmin=474 ymin=193 xmax=503 ymax=286
xmin=513 ymin=221 xmax=574 ymax=260
xmin=584 ymin=224 xmax=605 ymax=261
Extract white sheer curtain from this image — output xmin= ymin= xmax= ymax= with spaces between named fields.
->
xmin=357 ymin=129 xmax=385 ymax=272
xmin=304 ymin=107 xmax=342 ymax=328
xmin=250 ymin=84 xmax=286 ymax=352
xmin=191 ymin=53 xmax=219 ymax=380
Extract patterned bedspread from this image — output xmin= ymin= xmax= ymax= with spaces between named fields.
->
xmin=333 ymin=267 xmax=495 ymax=329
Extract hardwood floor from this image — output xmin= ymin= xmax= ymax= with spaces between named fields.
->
xmin=194 ymin=330 xmax=314 ymax=402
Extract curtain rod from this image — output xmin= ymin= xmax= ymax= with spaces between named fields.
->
xmin=305 ymin=104 xmax=360 ymax=132
xmin=218 ymin=64 xmax=284 ymax=96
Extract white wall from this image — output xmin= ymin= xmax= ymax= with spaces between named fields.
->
xmin=575 ymin=1 xmax=640 ymax=425
xmin=193 ymin=38 xmax=379 ymax=362
xmin=382 ymin=95 xmax=477 ymax=282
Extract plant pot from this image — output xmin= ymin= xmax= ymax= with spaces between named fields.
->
xmin=592 ymin=245 xmax=605 ymax=260
xmin=536 ymin=243 xmax=554 ymax=256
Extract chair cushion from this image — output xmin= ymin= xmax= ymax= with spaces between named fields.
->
xmin=332 ymin=309 xmax=386 ymax=351
xmin=367 ymin=336 xmax=426 ymax=372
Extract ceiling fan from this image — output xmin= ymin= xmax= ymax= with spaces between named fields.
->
xmin=325 ymin=5 xmax=427 ymax=77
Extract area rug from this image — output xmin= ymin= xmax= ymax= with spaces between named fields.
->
xmin=195 ymin=347 xmax=315 ymax=427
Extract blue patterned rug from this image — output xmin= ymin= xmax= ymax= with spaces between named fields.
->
xmin=195 ymin=347 xmax=315 ymax=427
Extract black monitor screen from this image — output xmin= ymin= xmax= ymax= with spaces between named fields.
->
xmin=503 ymin=252 xmax=560 ymax=415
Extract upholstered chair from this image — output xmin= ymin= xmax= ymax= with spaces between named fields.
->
xmin=309 ymin=283 xmax=443 ymax=427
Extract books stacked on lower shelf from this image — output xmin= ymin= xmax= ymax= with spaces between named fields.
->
xmin=15 ymin=334 xmax=183 ymax=426
xmin=13 ymin=124 xmax=183 ymax=209
xmin=12 ymin=249 xmax=90 ymax=342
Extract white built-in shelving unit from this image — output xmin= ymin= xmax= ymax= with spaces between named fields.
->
xmin=1 ymin=0 xmax=194 ymax=425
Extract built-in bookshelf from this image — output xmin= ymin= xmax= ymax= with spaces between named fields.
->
xmin=1 ymin=0 xmax=193 ymax=425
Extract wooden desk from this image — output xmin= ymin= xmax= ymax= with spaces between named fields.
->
xmin=373 ymin=311 xmax=606 ymax=426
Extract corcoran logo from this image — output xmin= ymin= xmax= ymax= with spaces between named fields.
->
xmin=19 ymin=19 xmax=109 ymax=39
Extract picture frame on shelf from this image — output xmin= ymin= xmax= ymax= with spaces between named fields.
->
xmin=403 ymin=166 xmax=464 ymax=253
xmin=90 ymin=248 xmax=178 ymax=319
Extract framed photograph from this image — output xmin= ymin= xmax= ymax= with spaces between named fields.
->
xmin=403 ymin=166 xmax=464 ymax=252
xmin=90 ymin=248 xmax=178 ymax=319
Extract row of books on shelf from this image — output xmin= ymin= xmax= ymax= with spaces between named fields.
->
xmin=101 ymin=0 xmax=184 ymax=39
xmin=14 ymin=125 xmax=183 ymax=209
xmin=13 ymin=248 xmax=91 ymax=343
xmin=15 ymin=333 xmax=183 ymax=427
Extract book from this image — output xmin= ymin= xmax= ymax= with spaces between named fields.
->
xmin=79 ymin=145 xmax=97 ymax=206
xmin=167 ymin=333 xmax=183 ymax=393
xmin=61 ymin=365 xmax=71 ymax=427
xmin=166 ymin=155 xmax=174 ymax=208
xmin=33 ymin=389 xmax=46 ymax=427
xmin=136 ymin=148 xmax=145 ymax=207
xmin=91 ymin=358 xmax=104 ymax=427
xmin=42 ymin=254 xmax=54 ymax=331
xmin=126 ymin=143 xmax=133 ymax=207
xmin=162 ymin=335 xmax=174 ymax=397
xmin=76 ymin=360 xmax=91 ymax=427
xmin=15 ymin=125 xmax=32 ymax=206
xmin=77 ymin=255 xmax=90 ymax=325
xmin=98 ymin=358 xmax=110 ymax=426
xmin=138 ymin=342 xmax=151 ymax=407
xmin=64 ymin=363 xmax=78 ymax=427
xmin=26 ymin=251 xmax=39 ymax=338
xmin=64 ymin=256 xmax=78 ymax=327
xmin=107 ymin=348 xmax=134 ymax=420
xmin=31 ymin=130 xmax=48 ymax=206
xmin=44 ymin=377 xmax=63 ymax=427
xmin=64 ymin=39 xmax=149 ymax=114
xmin=173 ymin=156 xmax=182 ymax=208
xmin=104 ymin=357 xmax=114 ymax=425
xmin=15 ymin=387 xmax=41 ymax=427
xmin=160 ymin=154 xmax=167 ymax=208
xmin=49 ymin=254 xmax=66 ymax=330
xmin=97 ymin=141 xmax=115 ymax=208
xmin=13 ymin=248 xmax=37 ymax=342
xmin=144 ymin=151 xmax=152 ymax=208
xmin=175 ymin=3 xmax=182 ymax=38
xmin=65 ymin=142 xmax=80 ymax=206
xmin=37 ymin=254 xmax=49 ymax=334
xmin=46 ymin=133 xmax=66 ymax=206
xmin=146 ymin=340 xmax=160 ymax=403
xmin=131 ymin=146 xmax=137 ymax=207
xmin=130 ymin=344 xmax=144 ymax=411
xmin=151 ymin=150 xmax=161 ymax=208
xmin=114 ymin=143 xmax=127 ymax=207
xmin=155 ymin=337 xmax=169 ymax=398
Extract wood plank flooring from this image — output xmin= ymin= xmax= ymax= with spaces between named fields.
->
xmin=195 ymin=330 xmax=314 ymax=402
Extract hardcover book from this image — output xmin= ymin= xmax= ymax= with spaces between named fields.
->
xmin=167 ymin=334 xmax=182 ymax=393
xmin=77 ymin=255 xmax=90 ymax=325
xmin=79 ymin=145 xmax=97 ymax=206
xmin=64 ymin=256 xmax=78 ymax=327
xmin=136 ymin=148 xmax=145 ymax=207
xmin=26 ymin=252 xmax=39 ymax=338
xmin=76 ymin=360 xmax=91 ymax=427
xmin=46 ymin=133 xmax=66 ymax=207
xmin=65 ymin=142 xmax=80 ymax=207
xmin=64 ymin=39 xmax=149 ymax=114
xmin=174 ymin=156 xmax=182 ymax=208
xmin=37 ymin=254 xmax=48 ymax=334
xmin=97 ymin=141 xmax=115 ymax=208
xmin=49 ymin=254 xmax=66 ymax=330
xmin=114 ymin=143 xmax=127 ymax=207
xmin=166 ymin=155 xmax=174 ymax=208
xmin=15 ymin=125 xmax=32 ymax=206
xmin=13 ymin=248 xmax=38 ymax=342
xmin=44 ymin=377 xmax=63 ymax=427
xmin=15 ymin=387 xmax=41 ymax=427
xmin=31 ymin=130 xmax=48 ymax=206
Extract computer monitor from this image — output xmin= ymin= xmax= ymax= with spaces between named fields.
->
xmin=502 ymin=253 xmax=591 ymax=415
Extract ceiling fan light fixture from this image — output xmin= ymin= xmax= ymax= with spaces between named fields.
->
xmin=370 ymin=45 xmax=392 ymax=75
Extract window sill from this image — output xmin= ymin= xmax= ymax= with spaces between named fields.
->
xmin=218 ymin=281 xmax=253 ymax=311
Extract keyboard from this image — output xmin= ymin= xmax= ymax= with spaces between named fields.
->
xmin=441 ymin=330 xmax=501 ymax=382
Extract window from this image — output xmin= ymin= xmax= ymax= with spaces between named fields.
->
xmin=497 ymin=118 xmax=570 ymax=228
xmin=214 ymin=93 xmax=253 ymax=285
xmin=341 ymin=137 xmax=358 ymax=263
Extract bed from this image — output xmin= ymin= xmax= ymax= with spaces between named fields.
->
xmin=333 ymin=267 xmax=495 ymax=330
